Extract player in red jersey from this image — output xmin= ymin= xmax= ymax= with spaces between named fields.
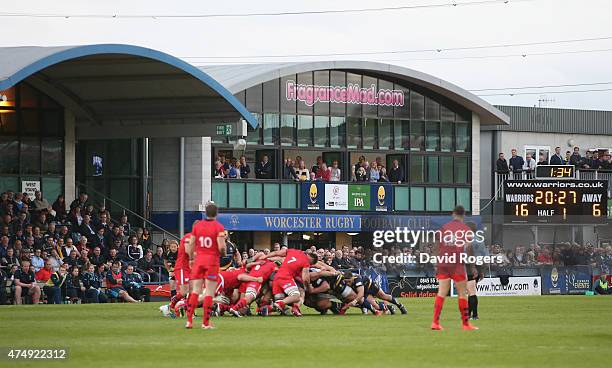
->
xmin=229 ymin=256 xmax=279 ymax=317
xmin=185 ymin=202 xmax=226 ymax=329
xmin=263 ymin=248 xmax=318 ymax=316
xmin=431 ymin=205 xmax=479 ymax=331
xmin=168 ymin=233 xmax=193 ymax=314
xmin=215 ymin=266 xmax=262 ymax=316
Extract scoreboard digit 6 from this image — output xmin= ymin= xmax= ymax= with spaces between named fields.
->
xmin=504 ymin=180 xmax=608 ymax=224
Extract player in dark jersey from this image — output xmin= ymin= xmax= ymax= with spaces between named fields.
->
xmin=304 ymin=267 xmax=347 ymax=314
xmin=342 ymin=272 xmax=381 ymax=315
xmin=342 ymin=272 xmax=407 ymax=315
xmin=431 ymin=205 xmax=478 ymax=331
xmin=185 ymin=202 xmax=226 ymax=329
xmin=466 ymin=222 xmax=485 ymax=320
xmin=220 ymin=240 xmax=239 ymax=271
xmin=164 ymin=241 xmax=179 ymax=300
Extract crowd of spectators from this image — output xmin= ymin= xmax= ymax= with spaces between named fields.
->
xmin=213 ymin=152 xmax=406 ymax=184
xmin=496 ymin=146 xmax=612 ymax=174
xmin=0 ymin=190 xmax=167 ymax=305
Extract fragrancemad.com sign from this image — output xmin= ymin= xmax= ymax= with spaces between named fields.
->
xmin=286 ymin=80 xmax=405 ymax=107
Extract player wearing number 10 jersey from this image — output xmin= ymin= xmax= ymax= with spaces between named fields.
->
xmin=185 ymin=202 xmax=226 ymax=329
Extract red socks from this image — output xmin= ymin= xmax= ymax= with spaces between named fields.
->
xmin=233 ymin=298 xmax=247 ymax=311
xmin=433 ymin=295 xmax=445 ymax=324
xmin=202 ymin=296 xmax=213 ymax=326
xmin=169 ymin=292 xmax=183 ymax=309
xmin=458 ymin=297 xmax=469 ymax=325
xmin=186 ymin=293 xmax=199 ymax=323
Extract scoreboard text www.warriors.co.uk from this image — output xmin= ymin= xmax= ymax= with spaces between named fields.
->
xmin=503 ymin=180 xmax=608 ymax=224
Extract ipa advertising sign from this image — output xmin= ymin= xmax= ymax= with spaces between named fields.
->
xmin=349 ymin=184 xmax=370 ymax=211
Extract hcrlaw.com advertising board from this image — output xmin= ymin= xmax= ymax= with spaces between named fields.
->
xmin=474 ymin=277 xmax=542 ymax=296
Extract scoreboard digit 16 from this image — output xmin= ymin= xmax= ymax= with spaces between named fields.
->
xmin=503 ymin=179 xmax=608 ymax=224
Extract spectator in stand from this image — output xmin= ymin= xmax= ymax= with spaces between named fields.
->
xmin=523 ymin=153 xmax=536 ymax=173
xmin=311 ymin=156 xmax=323 ymax=175
xmin=65 ymin=267 xmax=86 ymax=303
xmin=92 ymin=226 xmax=109 ymax=252
xmin=255 ymin=154 xmax=273 ymax=179
xmin=31 ymin=248 xmax=44 ymax=272
xmin=63 ymin=250 xmax=80 ymax=269
xmin=587 ymin=152 xmax=598 ymax=169
xmin=331 ymin=250 xmax=344 ymax=269
xmin=0 ymin=267 xmax=7 ymax=304
xmin=142 ymin=228 xmax=152 ymax=251
xmin=82 ymin=263 xmax=108 ymax=303
xmin=594 ymin=274 xmax=610 ymax=295
xmin=355 ymin=166 xmax=368 ymax=182
xmin=48 ymin=248 xmax=63 ymax=271
xmin=89 ymin=246 xmax=106 ymax=267
xmin=76 ymin=236 xmax=88 ymax=254
xmin=569 ymin=146 xmax=582 ymax=168
xmin=97 ymin=212 xmax=111 ymax=230
xmin=70 ymin=192 xmax=88 ymax=211
xmin=379 ymin=167 xmax=389 ymax=182
xmin=62 ymin=238 xmax=79 ymax=259
xmin=550 ymin=147 xmax=565 ymax=165
xmin=369 ymin=161 xmax=380 ymax=182
xmin=330 ymin=160 xmax=341 ymax=182
xmin=509 ymin=149 xmax=524 ymax=173
xmin=600 ymin=152 xmax=612 ymax=170
xmin=14 ymin=260 xmax=40 ymax=304
xmin=12 ymin=192 xmax=25 ymax=212
xmin=80 ymin=215 xmax=96 ymax=243
xmin=239 ymin=155 xmax=251 ymax=179
xmin=127 ymin=235 xmax=144 ymax=265
xmin=353 ymin=156 xmax=365 ymax=181
xmin=388 ymin=159 xmax=404 ymax=183
xmin=123 ymin=264 xmax=150 ymax=302
xmin=316 ymin=162 xmax=331 ymax=181
xmin=119 ymin=215 xmax=131 ymax=238
xmin=107 ymin=248 xmax=123 ymax=268
xmin=32 ymin=191 xmax=52 ymax=214
xmin=496 ymin=153 xmax=509 ymax=173
xmin=283 ymin=158 xmax=298 ymax=180
xmin=228 ymin=158 xmax=242 ymax=179
xmin=537 ymin=153 xmax=548 ymax=166
xmin=137 ymin=249 xmax=159 ymax=282
xmin=296 ymin=160 xmax=310 ymax=181
xmin=375 ymin=157 xmax=385 ymax=170
xmin=2 ymin=248 xmax=18 ymax=271
xmin=537 ymin=248 xmax=553 ymax=265
xmin=152 ymin=245 xmax=165 ymax=277
xmin=52 ymin=195 xmax=67 ymax=222
xmin=214 ymin=160 xmax=226 ymax=179
xmin=106 ymin=261 xmax=137 ymax=302
xmin=43 ymin=263 xmax=68 ymax=304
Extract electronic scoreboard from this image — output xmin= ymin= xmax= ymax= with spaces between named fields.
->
xmin=535 ymin=165 xmax=574 ymax=179
xmin=503 ymin=179 xmax=608 ymax=224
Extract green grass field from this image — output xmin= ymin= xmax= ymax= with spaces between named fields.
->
xmin=1 ymin=296 xmax=611 ymax=368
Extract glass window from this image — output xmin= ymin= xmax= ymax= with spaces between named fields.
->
xmin=263 ymin=113 xmax=279 ymax=146
xmin=246 ymin=114 xmax=262 ymax=145
xmin=263 ymin=79 xmax=280 ymax=112
xmin=425 ymin=98 xmax=440 ymax=121
xmin=457 ymin=188 xmax=471 ymax=211
xmin=20 ymin=138 xmax=40 ymax=174
xmin=410 ymin=121 xmax=424 ymax=151
xmin=346 ymin=117 xmax=361 ymax=149
xmin=280 ymin=75 xmax=297 ymax=114
xmin=362 ymin=76 xmax=378 ymax=117
xmin=378 ymin=80 xmax=394 ymax=117
xmin=394 ymin=84 xmax=410 ymax=118
xmin=425 ymin=121 xmax=440 ymax=151
xmin=280 ymin=114 xmax=296 ymax=146
xmin=456 ymin=122 xmax=470 ymax=152
xmin=441 ymin=188 xmax=456 ymax=211
xmin=0 ymin=111 xmax=17 ymax=135
xmin=297 ymin=115 xmax=313 ymax=147
xmin=313 ymin=71 xmax=330 ymax=116
xmin=426 ymin=187 xmax=440 ymax=211
xmin=455 ymin=156 xmax=469 ymax=183
xmin=330 ymin=116 xmax=345 ymax=148
xmin=427 ymin=156 xmax=439 ymax=183
xmin=314 ymin=116 xmax=329 ymax=148
xmin=22 ymin=110 xmax=40 ymax=135
xmin=393 ymin=119 xmax=409 ymax=150
xmin=440 ymin=156 xmax=453 ymax=183
xmin=410 ymin=187 xmax=425 ymax=211
xmin=109 ymin=139 xmax=136 ymax=175
xmin=42 ymin=139 xmax=63 ymax=175
xmin=41 ymin=110 xmax=62 ymax=137
xmin=0 ymin=138 xmax=19 ymax=174
xmin=330 ymin=71 xmax=346 ymax=116
xmin=410 ymin=91 xmax=425 ymax=119
xmin=346 ymin=73 xmax=362 ymax=117
xmin=410 ymin=155 xmax=424 ymax=182
xmin=297 ymin=72 xmax=313 ymax=115
xmin=0 ymin=177 xmax=18 ymax=193
xmin=441 ymin=106 xmax=455 ymax=121
xmin=378 ymin=119 xmax=392 ymax=149
xmin=42 ymin=177 xmax=63 ymax=204
xmin=441 ymin=122 xmax=453 ymax=152
xmin=362 ymin=118 xmax=376 ymax=149
xmin=20 ymin=84 xmax=38 ymax=108
xmin=246 ymin=84 xmax=263 ymax=113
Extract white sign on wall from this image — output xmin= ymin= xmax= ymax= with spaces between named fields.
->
xmin=21 ymin=180 xmax=40 ymax=199
xmin=324 ymin=183 xmax=348 ymax=211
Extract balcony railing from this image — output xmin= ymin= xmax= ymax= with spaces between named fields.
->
xmin=494 ymin=169 xmax=612 ymax=200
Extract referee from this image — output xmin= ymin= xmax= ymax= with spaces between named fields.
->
xmin=466 ymin=222 xmax=487 ymax=320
